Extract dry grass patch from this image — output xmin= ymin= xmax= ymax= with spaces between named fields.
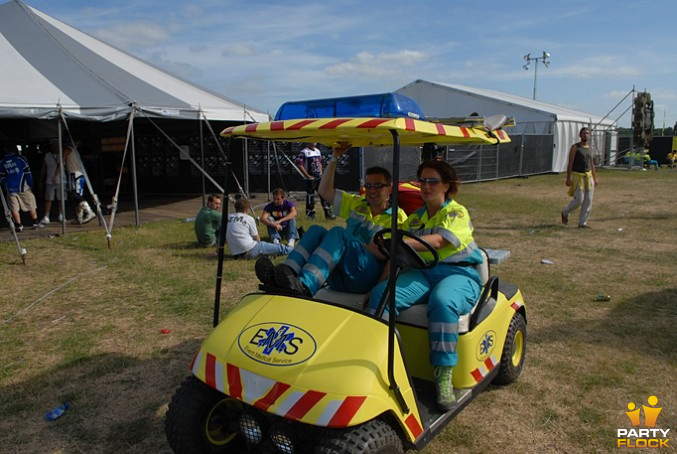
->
xmin=1 ymin=169 xmax=675 ymax=453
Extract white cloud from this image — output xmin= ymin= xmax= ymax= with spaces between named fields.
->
xmin=325 ymin=50 xmax=427 ymax=78
xmin=93 ymin=22 xmax=172 ymax=50
xmin=221 ymin=45 xmax=258 ymax=58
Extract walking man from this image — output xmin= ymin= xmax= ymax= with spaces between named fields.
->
xmin=295 ymin=143 xmax=334 ymax=220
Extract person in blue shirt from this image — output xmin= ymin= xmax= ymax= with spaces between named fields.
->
xmin=0 ymin=146 xmax=41 ymax=231
xmin=260 ymin=188 xmax=299 ymax=247
xmin=256 ymin=142 xmax=407 ymax=296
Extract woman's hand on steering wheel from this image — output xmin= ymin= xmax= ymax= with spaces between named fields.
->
xmin=373 ymin=229 xmax=439 ymax=270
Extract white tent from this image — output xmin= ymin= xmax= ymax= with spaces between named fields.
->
xmin=0 ymin=0 xmax=268 ymax=243
xmin=397 ymin=80 xmax=617 ymax=172
xmin=0 ymin=0 xmax=267 ymax=123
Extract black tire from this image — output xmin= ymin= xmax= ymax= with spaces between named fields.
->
xmin=165 ymin=375 xmax=246 ymax=453
xmin=493 ymin=312 xmax=527 ymax=385
xmin=315 ymin=418 xmax=403 ymax=454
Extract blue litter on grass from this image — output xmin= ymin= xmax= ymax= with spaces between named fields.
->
xmin=44 ymin=402 xmax=70 ymax=421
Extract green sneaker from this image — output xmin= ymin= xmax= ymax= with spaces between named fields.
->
xmin=434 ymin=366 xmax=457 ymax=411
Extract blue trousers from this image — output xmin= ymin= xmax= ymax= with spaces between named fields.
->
xmin=244 ymin=241 xmax=292 ymax=258
xmin=266 ymin=217 xmax=300 ymax=243
xmin=368 ymin=264 xmax=481 ymax=367
xmin=284 ymin=225 xmax=383 ymax=295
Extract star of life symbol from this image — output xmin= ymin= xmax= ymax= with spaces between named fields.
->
xmin=480 ymin=333 xmax=493 ymax=355
xmin=257 ymin=325 xmax=297 ymax=355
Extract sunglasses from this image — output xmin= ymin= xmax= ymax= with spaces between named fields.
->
xmin=417 ymin=177 xmax=441 ymax=185
xmin=364 ymin=183 xmax=388 ymax=189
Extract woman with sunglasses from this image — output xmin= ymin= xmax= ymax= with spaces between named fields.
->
xmin=367 ymin=159 xmax=484 ymax=411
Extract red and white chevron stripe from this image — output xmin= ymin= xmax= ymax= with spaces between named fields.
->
xmin=193 ymin=352 xmax=370 ymax=428
xmin=470 ymin=355 xmax=499 ymax=383
xmin=510 ymin=299 xmax=524 ymax=312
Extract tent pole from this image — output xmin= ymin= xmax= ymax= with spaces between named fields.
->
xmin=267 ymin=141 xmax=271 ymax=200
xmin=243 ymin=138 xmax=249 ymax=197
xmin=0 ymin=183 xmax=27 ymax=264
xmin=130 ymin=112 xmax=140 ymax=227
xmin=142 ymin=110 xmax=223 ymax=193
xmin=57 ymin=113 xmax=67 ymax=236
xmin=197 ymin=111 xmax=257 ymax=217
xmin=59 ymin=111 xmax=111 ymax=238
xmin=199 ymin=109 xmax=206 ymax=206
xmin=108 ymin=107 xmax=136 ymax=244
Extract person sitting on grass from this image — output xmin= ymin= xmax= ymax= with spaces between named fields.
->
xmin=260 ymin=188 xmax=299 ymax=247
xmin=194 ymin=194 xmax=222 ymax=247
xmin=226 ymin=198 xmax=292 ymax=259
xmin=255 ymin=141 xmax=407 ymax=296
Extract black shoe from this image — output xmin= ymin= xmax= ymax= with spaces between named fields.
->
xmin=325 ymin=213 xmax=336 ymax=220
xmin=15 ymin=224 xmax=24 ymax=233
xmin=274 ymin=264 xmax=311 ymax=296
xmin=255 ymin=257 xmax=276 ymax=286
xmin=297 ymin=226 xmax=305 ymax=239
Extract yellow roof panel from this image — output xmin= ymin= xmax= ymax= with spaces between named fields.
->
xmin=220 ymin=117 xmax=510 ymax=148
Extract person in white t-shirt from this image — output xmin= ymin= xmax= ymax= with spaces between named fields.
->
xmin=39 ymin=139 xmax=66 ymax=224
xmin=226 ymin=198 xmax=292 ymax=259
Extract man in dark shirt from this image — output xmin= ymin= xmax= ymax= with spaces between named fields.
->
xmin=295 ymin=143 xmax=334 ymax=220
xmin=260 ymin=188 xmax=299 ymax=247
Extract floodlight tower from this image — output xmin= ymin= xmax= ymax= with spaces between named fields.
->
xmin=523 ymin=51 xmax=551 ymax=100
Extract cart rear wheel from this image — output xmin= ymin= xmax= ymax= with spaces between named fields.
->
xmin=316 ymin=418 xmax=403 ymax=454
xmin=493 ymin=312 xmax=526 ymax=385
xmin=165 ymin=375 xmax=245 ymax=453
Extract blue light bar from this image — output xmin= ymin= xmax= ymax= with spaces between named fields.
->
xmin=274 ymin=93 xmax=425 ymax=121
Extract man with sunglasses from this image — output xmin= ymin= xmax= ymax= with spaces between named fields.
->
xmin=256 ymin=142 xmax=407 ymax=296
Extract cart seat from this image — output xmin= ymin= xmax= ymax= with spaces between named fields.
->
xmin=315 ymin=249 xmax=493 ymax=334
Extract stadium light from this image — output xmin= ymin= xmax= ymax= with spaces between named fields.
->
xmin=523 ymin=51 xmax=551 ymax=100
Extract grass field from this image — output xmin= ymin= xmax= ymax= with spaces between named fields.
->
xmin=1 ymin=169 xmax=675 ymax=453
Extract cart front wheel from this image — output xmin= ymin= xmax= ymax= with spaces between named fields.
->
xmin=493 ymin=312 xmax=526 ymax=385
xmin=165 ymin=375 xmax=245 ymax=453
xmin=316 ymin=418 xmax=403 ymax=454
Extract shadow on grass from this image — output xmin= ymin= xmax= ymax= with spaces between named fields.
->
xmin=531 ymin=287 xmax=677 ymax=361
xmin=0 ymin=338 xmax=202 ymax=453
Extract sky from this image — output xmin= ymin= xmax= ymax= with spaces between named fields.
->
xmin=24 ymin=0 xmax=677 ymax=129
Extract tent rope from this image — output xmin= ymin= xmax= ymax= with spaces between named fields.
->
xmin=198 ymin=108 xmax=257 ymax=218
xmin=137 ymin=109 xmax=224 ymax=193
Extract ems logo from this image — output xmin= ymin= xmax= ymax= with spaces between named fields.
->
xmin=617 ymin=395 xmax=670 ymax=448
xmin=238 ymin=322 xmax=317 ymax=367
xmin=475 ymin=330 xmax=495 ymax=361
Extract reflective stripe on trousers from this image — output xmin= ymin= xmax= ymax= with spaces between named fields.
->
xmin=284 ymin=225 xmax=382 ymax=295
xmin=367 ymin=265 xmax=480 ymax=367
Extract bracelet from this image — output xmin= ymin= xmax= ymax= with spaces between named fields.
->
xmin=329 ymin=156 xmax=338 ymax=163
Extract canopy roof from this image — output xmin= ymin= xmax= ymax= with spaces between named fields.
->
xmin=0 ymin=0 xmax=268 ymax=122
xmin=221 ymin=117 xmax=510 ymax=148
xmin=399 ymin=80 xmax=616 ymax=127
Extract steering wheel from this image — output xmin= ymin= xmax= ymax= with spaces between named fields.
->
xmin=373 ymin=228 xmax=439 ymax=270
